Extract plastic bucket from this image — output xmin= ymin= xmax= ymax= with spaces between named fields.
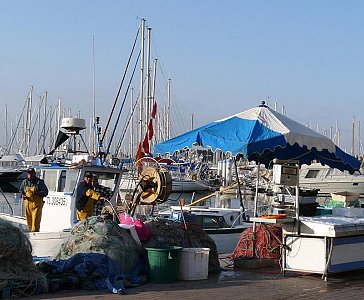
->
xmin=146 ymin=246 xmax=182 ymax=283
xmin=179 ymin=248 xmax=210 ymax=280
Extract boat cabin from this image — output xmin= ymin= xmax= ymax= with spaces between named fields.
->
xmin=158 ymin=205 xmax=245 ymax=229
xmin=38 ymin=164 xmax=123 ymax=232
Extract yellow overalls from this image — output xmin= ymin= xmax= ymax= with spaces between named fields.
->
xmin=76 ymin=189 xmax=102 ymax=221
xmin=24 ymin=186 xmax=44 ymax=232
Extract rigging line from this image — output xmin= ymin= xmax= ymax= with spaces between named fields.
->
xmin=24 ymin=99 xmax=40 ymax=155
xmin=29 ymin=96 xmax=46 ymax=155
xmin=150 ymin=34 xmax=171 ymax=82
xmin=105 ymin=51 xmax=141 ymax=157
xmin=40 ymin=106 xmax=53 ymax=154
xmin=115 ymin=92 xmax=140 ymax=157
xmin=101 ymin=27 xmax=140 ymax=144
xmin=5 ymin=98 xmax=28 ymax=155
xmin=0 ymin=188 xmax=13 ymax=216
xmin=115 ymin=69 xmax=151 ymax=155
xmin=43 ymin=107 xmax=56 ymax=152
xmin=114 ymin=91 xmax=140 ymax=156
xmin=39 ymin=103 xmax=51 ymax=154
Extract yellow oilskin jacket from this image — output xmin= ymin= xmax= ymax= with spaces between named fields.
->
xmin=25 ymin=186 xmax=44 ymax=204
xmin=76 ymin=189 xmax=101 ymax=220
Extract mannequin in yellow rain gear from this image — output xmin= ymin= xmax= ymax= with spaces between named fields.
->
xmin=19 ymin=168 xmax=49 ymax=232
xmin=75 ymin=172 xmax=105 ymax=221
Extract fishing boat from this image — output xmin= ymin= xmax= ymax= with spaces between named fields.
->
xmin=158 ymin=205 xmax=251 ymax=254
xmin=0 ymin=158 xmax=124 ymax=257
xmin=0 ymin=153 xmax=26 ymax=170
xmin=0 ymin=118 xmax=125 ymax=258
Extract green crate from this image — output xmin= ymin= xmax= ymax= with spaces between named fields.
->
xmin=328 ymin=200 xmax=358 ymax=208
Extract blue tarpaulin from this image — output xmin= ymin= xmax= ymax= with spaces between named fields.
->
xmin=41 ymin=252 xmax=147 ymax=294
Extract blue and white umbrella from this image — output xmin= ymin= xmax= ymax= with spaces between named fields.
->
xmin=154 ymin=103 xmax=360 ymax=174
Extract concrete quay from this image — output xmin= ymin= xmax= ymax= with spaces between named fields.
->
xmin=30 ymin=265 xmax=364 ymax=300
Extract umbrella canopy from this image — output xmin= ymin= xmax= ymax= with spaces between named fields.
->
xmin=154 ymin=102 xmax=360 ymax=174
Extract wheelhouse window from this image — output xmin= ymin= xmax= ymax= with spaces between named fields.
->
xmin=93 ymin=172 xmax=119 ymax=191
xmin=42 ymin=170 xmax=58 ymax=191
xmin=305 ymin=170 xmax=319 ymax=178
xmin=61 ymin=170 xmax=79 ymax=193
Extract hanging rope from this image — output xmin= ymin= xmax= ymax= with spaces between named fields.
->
xmin=105 ymin=51 xmax=141 ymax=157
xmin=101 ymin=27 xmax=140 ymax=145
xmin=114 ymin=91 xmax=140 ymax=157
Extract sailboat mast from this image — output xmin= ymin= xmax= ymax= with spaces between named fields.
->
xmin=150 ymin=58 xmax=157 ymax=149
xmin=36 ymin=96 xmax=42 ymax=155
xmin=359 ymin=121 xmax=361 ymax=156
xmin=352 ymin=117 xmax=355 ymax=156
xmin=337 ymin=120 xmax=341 ymax=147
xmin=151 ymin=59 xmax=157 ymax=106
xmin=146 ymin=27 xmax=152 ymax=126
xmin=139 ymin=18 xmax=145 ymax=143
xmin=167 ymin=78 xmax=171 ymax=140
xmin=26 ymin=86 xmax=33 ymax=156
xmin=57 ymin=97 xmax=61 ymax=133
xmin=43 ymin=92 xmax=47 ymax=154
xmin=92 ymin=35 xmax=96 ymax=154
xmin=5 ymin=104 xmax=8 ymax=152
xmin=130 ymin=88 xmax=134 ymax=157
xmin=162 ymin=103 xmax=167 ymax=141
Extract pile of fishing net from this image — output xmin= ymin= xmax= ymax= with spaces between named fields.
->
xmin=36 ymin=216 xmax=148 ymax=293
xmin=143 ymin=217 xmax=220 ymax=272
xmin=58 ymin=216 xmax=144 ymax=274
xmin=0 ymin=219 xmax=47 ymax=298
xmin=232 ymin=224 xmax=282 ymax=259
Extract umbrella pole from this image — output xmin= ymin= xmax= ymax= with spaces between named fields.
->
xmin=233 ymin=157 xmax=246 ymax=222
xmin=295 ymin=162 xmax=300 ymax=234
xmin=252 ymin=162 xmax=260 ymax=258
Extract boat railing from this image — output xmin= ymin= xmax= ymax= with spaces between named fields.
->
xmin=0 ymin=190 xmax=23 ymax=217
xmin=230 ymin=211 xmax=245 ymax=228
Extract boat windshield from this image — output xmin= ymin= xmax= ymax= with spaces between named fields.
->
xmin=91 ymin=171 xmax=119 ymax=191
xmin=305 ymin=170 xmax=319 ymax=178
xmin=42 ymin=168 xmax=120 ymax=194
xmin=61 ymin=169 xmax=79 ymax=193
xmin=42 ymin=169 xmax=80 ymax=193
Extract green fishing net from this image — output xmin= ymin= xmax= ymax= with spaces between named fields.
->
xmin=58 ymin=216 xmax=144 ymax=274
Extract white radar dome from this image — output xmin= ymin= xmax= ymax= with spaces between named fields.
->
xmin=61 ymin=118 xmax=86 ymax=132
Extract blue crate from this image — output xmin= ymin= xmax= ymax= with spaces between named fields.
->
xmin=315 ymin=207 xmax=333 ymax=216
xmin=177 ymin=212 xmax=196 ymax=222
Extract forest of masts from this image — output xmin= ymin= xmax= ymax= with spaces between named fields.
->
xmin=2 ymin=17 xmax=362 ymax=161
xmin=1 ymin=19 xmax=179 ymax=159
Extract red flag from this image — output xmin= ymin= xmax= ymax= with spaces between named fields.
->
xmin=135 ymin=143 xmax=144 ymax=174
xmin=151 ymin=101 xmax=157 ymax=119
xmin=143 ymin=133 xmax=149 ymax=154
xmin=135 ymin=142 xmax=144 ymax=161
xmin=148 ymin=119 xmax=154 ymax=140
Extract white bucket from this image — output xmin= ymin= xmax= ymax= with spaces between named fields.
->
xmin=179 ymin=248 xmax=210 ymax=280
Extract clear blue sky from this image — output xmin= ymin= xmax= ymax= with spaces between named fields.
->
xmin=1 ymin=0 xmax=363 ymax=153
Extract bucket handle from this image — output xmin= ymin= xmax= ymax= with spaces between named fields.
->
xmin=168 ymin=250 xmax=181 ymax=259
